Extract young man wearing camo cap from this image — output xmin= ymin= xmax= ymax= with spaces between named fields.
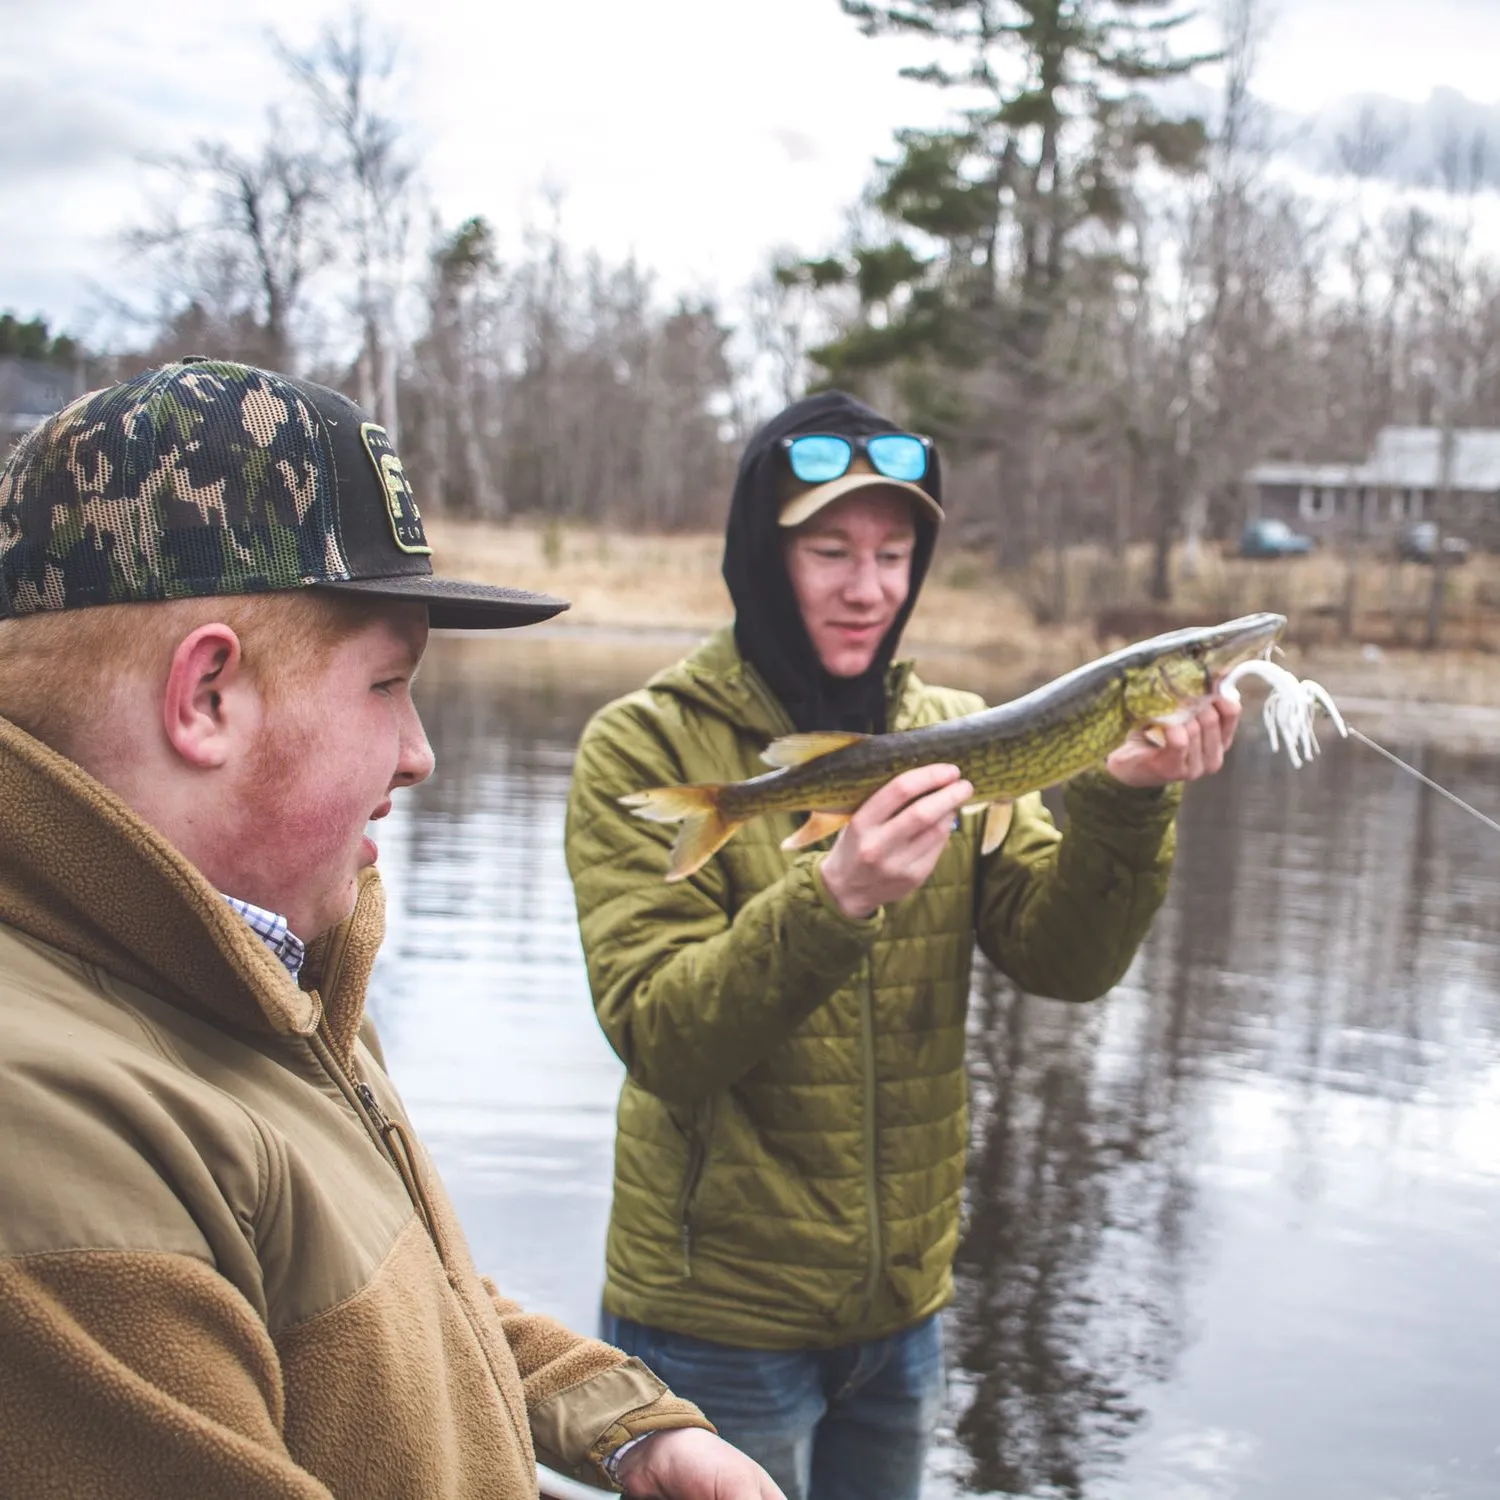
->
xmin=0 ymin=359 xmax=782 ymax=1499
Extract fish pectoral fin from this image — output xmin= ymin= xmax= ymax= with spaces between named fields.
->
xmin=1142 ymin=724 xmax=1170 ymax=749
xmin=665 ymin=808 xmax=745 ymax=882
xmin=980 ymin=800 xmax=1014 ymax=856
xmin=780 ymin=810 xmax=852 ymax=851
xmin=761 ymin=731 xmax=869 ymax=769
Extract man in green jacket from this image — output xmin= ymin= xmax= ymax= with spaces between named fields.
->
xmin=0 ymin=360 xmax=782 ymax=1498
xmin=564 ymin=390 xmax=1241 ymax=1500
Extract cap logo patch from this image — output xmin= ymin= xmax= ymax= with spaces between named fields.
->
xmin=360 ymin=422 xmax=431 ymax=555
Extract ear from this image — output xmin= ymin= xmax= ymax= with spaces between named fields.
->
xmin=162 ymin=623 xmax=250 ymax=770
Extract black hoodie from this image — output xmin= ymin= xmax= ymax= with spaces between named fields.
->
xmin=722 ymin=391 xmax=942 ymax=734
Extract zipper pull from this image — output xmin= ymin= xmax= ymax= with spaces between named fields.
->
xmin=355 ymin=1079 xmax=391 ymax=1131
xmin=355 ymin=1078 xmax=440 ymax=1244
xmin=680 ymin=1223 xmax=693 ymax=1278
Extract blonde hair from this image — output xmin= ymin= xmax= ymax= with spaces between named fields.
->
xmin=0 ymin=589 xmax=388 ymax=760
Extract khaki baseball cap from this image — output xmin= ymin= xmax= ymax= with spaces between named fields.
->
xmin=777 ymin=458 xmax=944 ymax=529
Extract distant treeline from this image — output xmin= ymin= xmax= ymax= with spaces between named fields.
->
xmin=0 ymin=314 xmax=81 ymax=368
xmin=44 ymin=2 xmax=1500 ymax=599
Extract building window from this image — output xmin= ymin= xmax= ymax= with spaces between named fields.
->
xmin=1300 ymin=485 xmax=1338 ymax=520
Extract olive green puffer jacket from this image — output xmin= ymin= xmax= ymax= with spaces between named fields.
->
xmin=565 ymin=628 xmax=1180 ymax=1350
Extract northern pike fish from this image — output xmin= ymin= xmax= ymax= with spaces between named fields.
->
xmin=623 ymin=612 xmax=1286 ymax=880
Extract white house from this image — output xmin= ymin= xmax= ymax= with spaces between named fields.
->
xmin=1246 ymin=426 xmax=1500 ymax=550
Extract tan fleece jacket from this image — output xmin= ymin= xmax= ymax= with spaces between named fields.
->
xmin=0 ymin=713 xmax=711 ymax=1498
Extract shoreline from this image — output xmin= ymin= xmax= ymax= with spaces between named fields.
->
xmin=424 ymin=519 xmax=1500 ymax=751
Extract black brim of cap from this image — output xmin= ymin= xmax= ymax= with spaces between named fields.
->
xmin=316 ymin=575 xmax=569 ymax=630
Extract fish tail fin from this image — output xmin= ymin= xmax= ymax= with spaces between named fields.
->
xmin=619 ymin=785 xmax=745 ymax=881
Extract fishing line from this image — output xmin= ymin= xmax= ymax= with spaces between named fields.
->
xmin=1220 ymin=658 xmax=1500 ymax=839
xmin=1342 ymin=725 xmax=1500 ymax=837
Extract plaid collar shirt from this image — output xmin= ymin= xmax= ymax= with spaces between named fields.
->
xmin=221 ymin=895 xmax=306 ymax=980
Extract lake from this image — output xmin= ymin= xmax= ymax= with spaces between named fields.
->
xmin=369 ymin=632 xmax=1500 ymax=1500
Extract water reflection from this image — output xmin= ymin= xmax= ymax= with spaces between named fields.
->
xmin=371 ymin=636 xmax=1500 ymax=1498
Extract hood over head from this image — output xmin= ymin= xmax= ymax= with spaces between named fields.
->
xmin=722 ymin=390 xmax=942 ymax=733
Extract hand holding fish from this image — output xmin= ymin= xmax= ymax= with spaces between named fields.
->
xmin=1104 ymin=694 xmax=1242 ymax=789
xmin=820 ymin=763 xmax=974 ymax=920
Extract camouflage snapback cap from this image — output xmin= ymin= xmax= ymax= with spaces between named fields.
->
xmin=0 ymin=358 xmax=568 ymax=630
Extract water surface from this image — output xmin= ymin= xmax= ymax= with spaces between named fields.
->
xmin=370 ymin=635 xmax=1500 ymax=1500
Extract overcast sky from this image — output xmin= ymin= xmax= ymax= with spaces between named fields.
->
xmin=2 ymin=0 xmax=1498 ymax=342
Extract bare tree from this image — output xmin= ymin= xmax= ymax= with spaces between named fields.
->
xmin=407 ymin=216 xmax=505 ymax=518
xmin=742 ymin=249 xmax=829 ymax=411
xmin=1135 ymin=0 xmax=1277 ymax=599
xmin=279 ymin=6 xmax=418 ymax=442
xmin=398 ymin=214 xmax=742 ymax=528
xmin=127 ymin=117 xmax=332 ymax=369
xmin=1408 ymin=166 xmax=1500 ymax=646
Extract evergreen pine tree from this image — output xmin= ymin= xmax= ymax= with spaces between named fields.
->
xmin=801 ymin=0 xmax=1213 ymax=563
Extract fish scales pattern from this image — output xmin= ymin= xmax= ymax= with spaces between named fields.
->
xmin=624 ymin=613 xmax=1285 ymax=880
xmin=988 ymin=691 xmax=1125 ymax=794
xmin=0 ymin=362 xmax=350 ymax=615
xmin=723 ymin=679 xmax=1131 ymax=819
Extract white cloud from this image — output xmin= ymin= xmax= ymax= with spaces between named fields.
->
xmin=1250 ymin=0 xmax=1500 ymax=112
xmin=3 ymin=0 xmax=1498 ymax=337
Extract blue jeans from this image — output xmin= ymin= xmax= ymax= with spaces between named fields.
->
xmin=600 ymin=1312 xmax=945 ymax=1500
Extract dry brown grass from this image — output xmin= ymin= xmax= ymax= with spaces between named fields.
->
xmin=426 ymin=518 xmax=1500 ymax=712
xmin=427 ymin=517 xmax=1089 ymax=655
xmin=427 ymin=519 xmax=731 ymax=632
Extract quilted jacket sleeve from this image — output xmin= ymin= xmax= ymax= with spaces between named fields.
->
xmin=565 ymin=697 xmax=883 ymax=1108
xmin=974 ymin=770 xmax=1181 ymax=1001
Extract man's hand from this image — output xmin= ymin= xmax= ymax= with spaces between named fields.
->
xmin=1104 ymin=695 xmax=1242 ymax=789
xmin=613 ymin=1428 xmax=785 ymax=1498
xmin=819 ymin=763 xmax=973 ymax=921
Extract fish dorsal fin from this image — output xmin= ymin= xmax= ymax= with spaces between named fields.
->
xmin=761 ymin=731 xmax=869 ymax=769
xmin=780 ymin=811 xmax=852 ymax=852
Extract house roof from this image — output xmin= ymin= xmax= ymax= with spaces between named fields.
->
xmin=1369 ymin=427 xmax=1500 ymax=491
xmin=1248 ymin=426 xmax=1500 ymax=492
xmin=1247 ymin=461 xmax=1370 ymax=487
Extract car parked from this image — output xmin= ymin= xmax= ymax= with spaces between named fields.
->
xmin=1238 ymin=518 xmax=1314 ymax=558
xmin=1396 ymin=520 xmax=1470 ymax=565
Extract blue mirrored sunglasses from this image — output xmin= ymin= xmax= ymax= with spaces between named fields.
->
xmin=780 ymin=431 xmax=932 ymax=485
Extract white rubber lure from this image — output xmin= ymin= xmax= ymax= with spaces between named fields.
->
xmin=1217 ymin=659 xmax=1348 ymax=770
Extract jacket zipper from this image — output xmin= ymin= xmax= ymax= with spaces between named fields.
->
xmin=309 ymin=1024 xmax=439 ymax=1248
xmin=355 ymin=1080 xmax=439 ymax=1241
xmin=744 ymin=653 xmax=898 ymax=1315
xmin=677 ymin=1100 xmax=714 ymax=1278
xmin=857 ymin=958 xmax=882 ymax=1319
xmin=307 ymin=1017 xmax=531 ymax=1461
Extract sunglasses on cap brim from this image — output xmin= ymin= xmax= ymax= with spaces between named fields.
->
xmin=779 ymin=432 xmax=932 ymax=486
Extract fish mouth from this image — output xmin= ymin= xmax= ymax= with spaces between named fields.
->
xmin=1200 ymin=612 xmax=1287 ymax=684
